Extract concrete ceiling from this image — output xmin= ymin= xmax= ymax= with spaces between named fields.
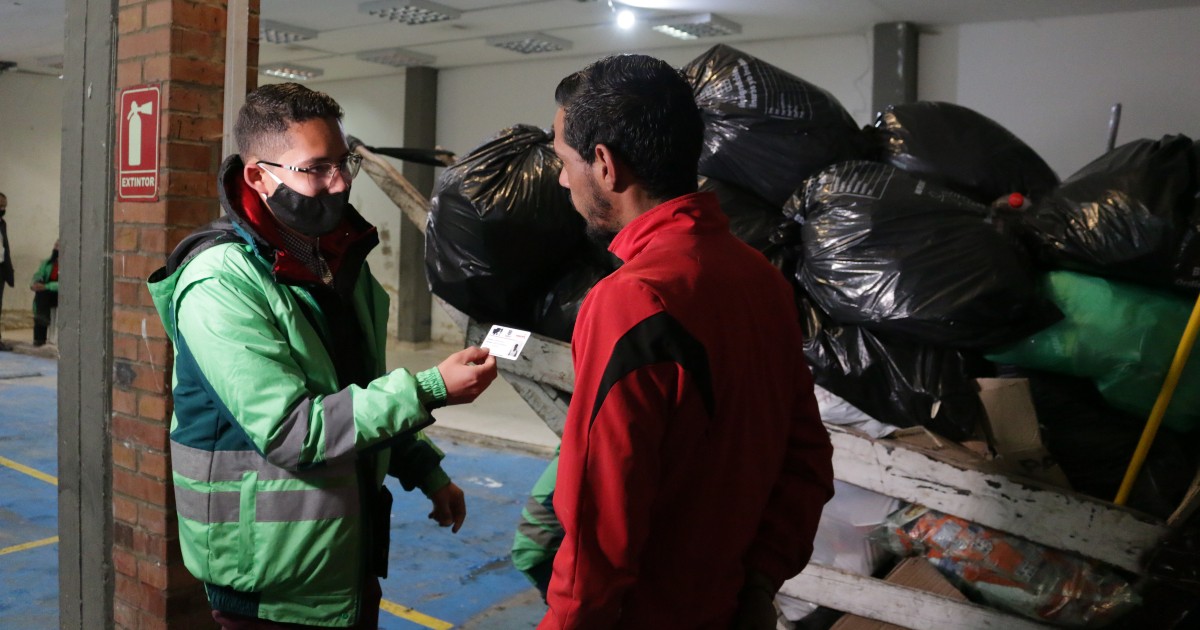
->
xmin=2 ymin=0 xmax=1199 ymax=80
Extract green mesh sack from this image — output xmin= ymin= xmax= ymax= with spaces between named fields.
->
xmin=987 ymin=271 xmax=1200 ymax=432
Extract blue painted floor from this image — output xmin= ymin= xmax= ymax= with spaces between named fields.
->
xmin=0 ymin=349 xmax=551 ymax=628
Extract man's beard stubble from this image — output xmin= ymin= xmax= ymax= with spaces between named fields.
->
xmin=582 ymin=181 xmax=618 ymax=246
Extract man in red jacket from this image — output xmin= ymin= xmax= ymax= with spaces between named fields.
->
xmin=540 ymin=54 xmax=835 ymax=629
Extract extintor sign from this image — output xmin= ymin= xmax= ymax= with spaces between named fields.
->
xmin=117 ymin=84 xmax=161 ymax=202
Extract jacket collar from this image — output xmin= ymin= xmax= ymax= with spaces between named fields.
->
xmin=218 ymin=154 xmax=379 ymax=290
xmin=608 ymin=192 xmax=728 ymax=263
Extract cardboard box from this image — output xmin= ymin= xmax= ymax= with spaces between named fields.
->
xmin=975 ymin=378 xmax=1071 ymax=489
xmin=829 ymin=558 xmax=968 ymax=629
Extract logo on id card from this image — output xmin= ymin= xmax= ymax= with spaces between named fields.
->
xmin=481 ymin=325 xmax=531 ymax=361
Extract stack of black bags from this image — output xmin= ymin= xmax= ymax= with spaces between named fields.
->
xmin=423 ymin=44 xmax=1200 ymax=519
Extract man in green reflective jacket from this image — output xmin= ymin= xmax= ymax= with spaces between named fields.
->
xmin=148 ymin=83 xmax=497 ymax=629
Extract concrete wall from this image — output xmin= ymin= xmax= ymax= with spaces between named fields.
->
xmin=919 ymin=5 xmax=1200 ymax=177
xmin=0 ymin=73 xmax=64 ymax=315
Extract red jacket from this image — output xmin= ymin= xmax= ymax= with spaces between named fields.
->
xmin=541 ymin=192 xmax=834 ymax=629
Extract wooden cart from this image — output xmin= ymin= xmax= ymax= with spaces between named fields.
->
xmin=357 ymin=143 xmax=1199 ymax=629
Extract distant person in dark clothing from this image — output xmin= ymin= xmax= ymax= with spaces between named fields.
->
xmin=0 ymin=192 xmax=14 ymax=351
xmin=30 ymin=240 xmax=58 ymax=347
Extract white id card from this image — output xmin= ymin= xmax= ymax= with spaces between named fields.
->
xmin=481 ymin=325 xmax=531 ymax=361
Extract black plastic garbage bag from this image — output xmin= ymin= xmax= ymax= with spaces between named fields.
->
xmin=1017 ymin=369 xmax=1198 ymax=520
xmin=798 ymin=291 xmax=987 ymax=441
xmin=1018 ymin=134 xmax=1197 ymax=288
xmin=684 ymin=44 xmax=868 ymax=207
xmin=425 ymin=124 xmax=584 ymax=327
xmin=872 ymin=101 xmax=1059 ymax=204
xmin=793 ymin=161 xmax=1061 ymax=350
xmin=1172 ymin=139 xmax=1200 ymax=289
xmin=529 ymin=244 xmax=617 ymax=342
xmin=698 ymin=175 xmax=787 ymax=253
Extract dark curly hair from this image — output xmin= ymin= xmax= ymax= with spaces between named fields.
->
xmin=555 ymin=54 xmax=702 ymax=202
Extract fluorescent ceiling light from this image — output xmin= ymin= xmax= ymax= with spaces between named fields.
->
xmin=260 ymin=63 xmax=324 ymax=81
xmin=359 ymin=0 xmax=461 ymax=25
xmin=260 ymin=20 xmax=318 ymax=44
xmin=651 ymin=13 xmax=741 ymax=40
xmin=357 ymin=47 xmax=436 ymax=67
xmin=487 ymin=32 xmax=572 ymax=54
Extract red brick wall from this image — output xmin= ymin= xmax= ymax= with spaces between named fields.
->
xmin=111 ymin=1 xmax=258 ymax=627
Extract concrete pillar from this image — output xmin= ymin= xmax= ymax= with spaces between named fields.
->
xmin=872 ymin=22 xmax=919 ymax=117
xmin=395 ymin=67 xmax=437 ymax=344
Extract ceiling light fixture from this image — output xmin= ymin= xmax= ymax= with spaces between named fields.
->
xmin=486 ymin=32 xmax=572 ymax=54
xmin=260 ymin=63 xmax=324 ymax=81
xmin=260 ymin=20 xmax=318 ymax=44
xmin=651 ymin=13 xmax=741 ymax=39
xmin=357 ymin=47 xmax=436 ymax=67
xmin=608 ymin=0 xmax=636 ymax=29
xmin=359 ymin=0 xmax=461 ymax=25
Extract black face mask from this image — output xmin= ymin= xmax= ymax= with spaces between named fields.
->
xmin=263 ymin=181 xmax=350 ymax=238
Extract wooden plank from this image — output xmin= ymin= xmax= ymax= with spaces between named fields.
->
xmin=356 ymin=142 xmax=430 ymax=235
xmin=781 ymin=564 xmax=1053 ymax=630
xmin=501 ymin=373 xmax=568 ymax=437
xmin=59 ymin=1 xmax=117 ymax=628
xmin=1167 ymin=467 xmax=1200 ymax=528
xmin=828 ymin=426 xmax=1166 ymax=574
xmin=466 ymin=319 xmax=575 ymax=393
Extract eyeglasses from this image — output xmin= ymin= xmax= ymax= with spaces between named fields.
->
xmin=256 ymin=153 xmax=363 ymax=183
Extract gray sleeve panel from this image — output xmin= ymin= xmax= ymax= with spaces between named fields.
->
xmin=321 ymin=388 xmax=357 ymax=463
xmin=264 ymin=397 xmax=313 ymax=471
xmin=171 ymin=442 xmax=353 ymax=483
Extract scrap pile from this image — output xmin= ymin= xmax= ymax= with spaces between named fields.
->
xmin=422 ymin=43 xmax=1200 ymax=628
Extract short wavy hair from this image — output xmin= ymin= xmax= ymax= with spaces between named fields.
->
xmin=555 ymin=54 xmax=702 ymax=202
xmin=235 ymin=82 xmax=343 ymax=160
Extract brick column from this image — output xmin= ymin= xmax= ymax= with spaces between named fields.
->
xmin=111 ymin=1 xmax=257 ymax=627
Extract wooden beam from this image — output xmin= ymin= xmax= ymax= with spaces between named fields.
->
xmin=500 ymin=373 xmax=568 ymax=437
xmin=356 ymin=142 xmax=430 ymax=235
xmin=59 ymin=1 xmax=117 ymax=627
xmin=781 ymin=564 xmax=1053 ymax=630
xmin=828 ymin=426 xmax=1166 ymax=574
xmin=466 ymin=319 xmax=574 ymax=393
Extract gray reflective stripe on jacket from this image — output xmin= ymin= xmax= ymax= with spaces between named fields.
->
xmin=175 ymin=485 xmax=359 ymax=523
xmin=263 ymin=390 xmax=356 ymax=471
xmin=172 ymin=442 xmax=355 ymax=482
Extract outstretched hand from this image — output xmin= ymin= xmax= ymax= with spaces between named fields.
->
xmin=437 ymin=346 xmax=497 ymax=405
xmin=427 ymin=481 xmax=466 ymax=533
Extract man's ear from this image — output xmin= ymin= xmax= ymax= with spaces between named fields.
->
xmin=592 ymin=143 xmax=627 ymax=192
xmin=244 ymin=162 xmax=271 ymax=197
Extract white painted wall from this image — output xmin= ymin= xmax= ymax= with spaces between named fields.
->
xmin=919 ymin=5 xmax=1200 ymax=177
xmin=0 ymin=73 xmax=63 ymax=317
xmin=436 ymin=32 xmax=873 ymax=163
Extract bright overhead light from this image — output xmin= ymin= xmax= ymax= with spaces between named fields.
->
xmin=260 ymin=63 xmax=324 ymax=81
xmin=487 ymin=32 xmax=573 ymax=54
xmin=359 ymin=0 xmax=461 ymax=25
xmin=616 ymin=9 xmax=636 ymax=29
xmin=357 ymin=47 xmax=436 ymax=67
xmin=651 ymin=13 xmax=741 ymax=39
xmin=260 ymin=20 xmax=318 ymax=44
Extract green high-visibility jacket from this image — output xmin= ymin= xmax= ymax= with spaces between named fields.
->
xmin=146 ymin=156 xmax=450 ymax=627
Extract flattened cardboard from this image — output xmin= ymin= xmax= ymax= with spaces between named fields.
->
xmin=976 ymin=378 xmax=1071 ymax=488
